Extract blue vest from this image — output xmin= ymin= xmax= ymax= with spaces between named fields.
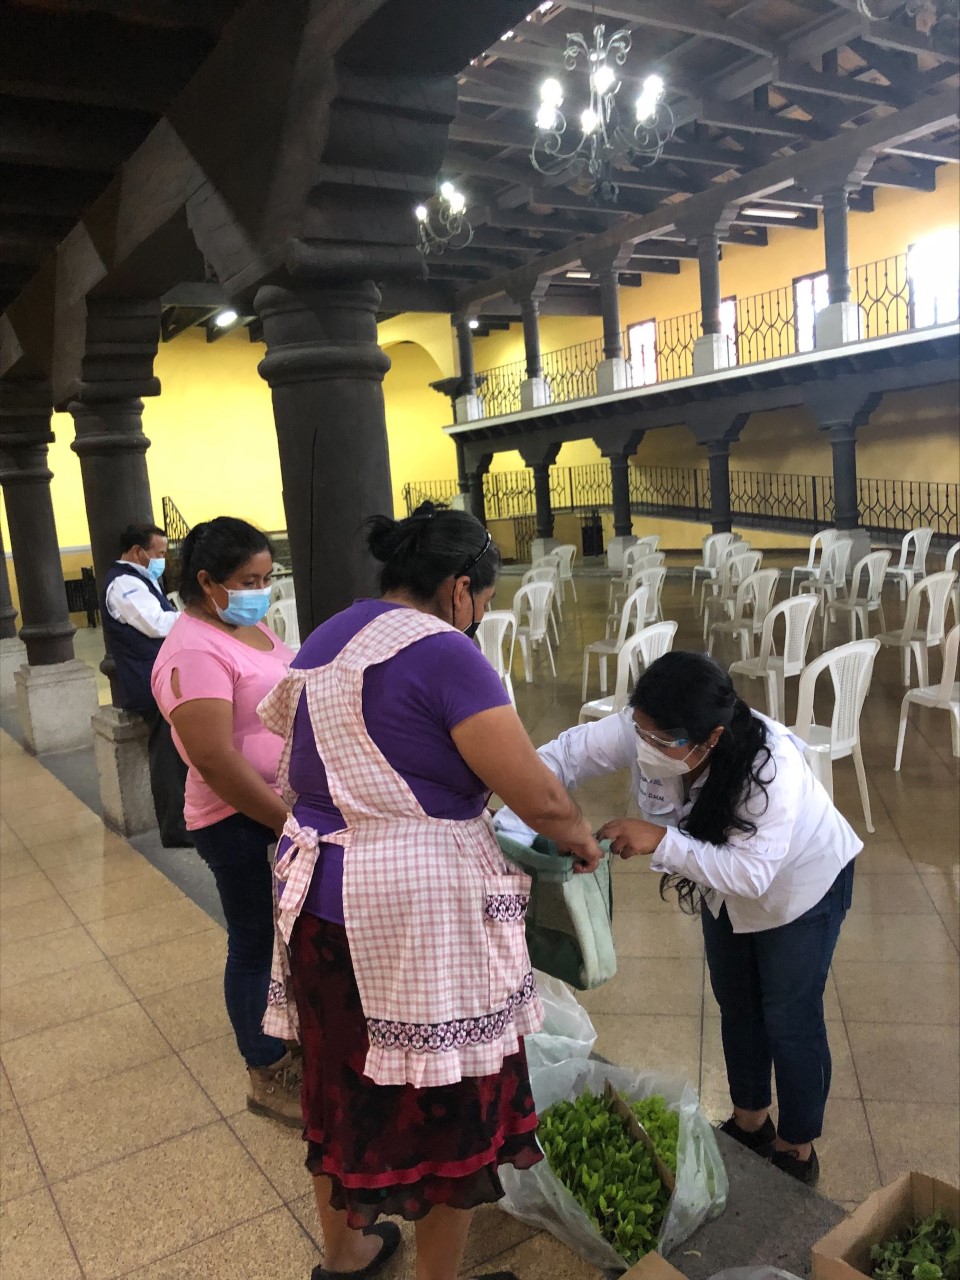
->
xmin=101 ymin=562 xmax=176 ymax=712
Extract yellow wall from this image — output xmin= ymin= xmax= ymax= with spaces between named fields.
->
xmin=1 ymin=167 xmax=957 ymax=604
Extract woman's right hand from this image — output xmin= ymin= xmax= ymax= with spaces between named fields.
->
xmin=560 ymin=830 xmax=605 ymax=875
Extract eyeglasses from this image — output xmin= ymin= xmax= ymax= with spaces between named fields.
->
xmin=634 ymin=726 xmax=691 ymax=749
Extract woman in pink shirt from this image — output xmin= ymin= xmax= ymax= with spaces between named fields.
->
xmin=152 ymin=517 xmax=298 ymax=1126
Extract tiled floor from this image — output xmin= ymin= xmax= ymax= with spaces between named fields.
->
xmin=1 ymin=563 xmax=957 ymax=1278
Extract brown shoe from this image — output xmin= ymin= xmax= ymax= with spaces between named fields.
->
xmin=247 ymin=1050 xmax=303 ymax=1128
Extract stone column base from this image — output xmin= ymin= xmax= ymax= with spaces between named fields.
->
xmin=815 ymin=302 xmax=864 ymax=350
xmin=520 ymin=377 xmax=551 ymax=411
xmin=607 ymin=535 xmax=638 ymax=571
xmin=0 ymin=637 xmax=27 ymax=702
xmin=596 ymin=358 xmax=629 ymax=396
xmin=693 ymin=334 xmax=735 ymax=376
xmin=531 ymin=537 xmax=559 ymax=563
xmin=454 ymin=393 xmax=483 ymax=423
xmin=92 ymin=705 xmax=155 ymax=836
xmin=15 ymin=659 xmax=99 ymax=754
xmin=450 ymin=492 xmax=470 ymax=512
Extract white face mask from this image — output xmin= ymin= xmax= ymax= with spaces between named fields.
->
xmin=634 ymin=735 xmax=702 ymax=779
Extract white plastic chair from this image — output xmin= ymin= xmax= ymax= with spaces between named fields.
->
xmin=876 ymin=570 xmax=957 ymax=688
xmin=894 ymin=623 xmax=960 ymax=770
xmin=513 ymin=582 xmax=556 ymax=682
xmin=729 ymin=594 xmax=819 ymax=722
xmin=691 ymin=532 xmax=738 ymax=599
xmin=609 ymin=553 xmax=665 ymax=610
xmin=165 ymin=591 xmax=184 ymax=612
xmin=634 ymin=535 xmax=660 ymax=555
xmin=788 ymin=529 xmax=842 ymax=595
xmin=267 ymin=598 xmax=301 ymax=650
xmin=533 ymin=553 xmax=564 ymax=604
xmin=791 ymin=638 xmax=880 ymax=833
xmin=271 ymin=577 xmax=296 ymax=602
xmin=579 ymin=622 xmax=679 ymax=723
xmin=553 ymin=544 xmax=579 ymax=602
xmin=583 ymin=586 xmax=648 ymax=701
xmin=823 ymin=550 xmax=890 ymax=646
xmin=476 ymin=610 xmax=517 ymax=707
xmin=885 ymin=528 xmax=934 ymax=602
xmin=699 ymin=540 xmax=754 ymax=615
xmin=798 ymin=537 xmax=853 ymax=616
xmin=702 ymin=550 xmax=763 ymax=640
xmin=522 ymin=566 xmax=561 ymax=638
xmin=707 ymin=568 xmax=781 ymax=662
xmin=945 ymin=542 xmax=959 ymax=627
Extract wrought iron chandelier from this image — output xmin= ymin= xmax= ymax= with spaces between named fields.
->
xmin=414 ymin=183 xmax=474 ymax=256
xmin=531 ymin=24 xmax=675 ymax=205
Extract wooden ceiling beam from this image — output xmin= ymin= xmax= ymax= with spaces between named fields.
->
xmin=557 ymin=0 xmax=777 ymax=58
xmin=0 ymin=100 xmax=153 ymax=173
xmin=886 ymin=138 xmax=960 ymax=164
xmin=859 ymin=18 xmax=960 ymax=65
xmin=455 ymin=89 xmax=958 ymax=306
xmin=773 ymin=61 xmax=907 ymax=107
xmin=2 ymin=0 xmax=235 ymax=32
xmin=0 ymin=9 xmax=212 ymax=113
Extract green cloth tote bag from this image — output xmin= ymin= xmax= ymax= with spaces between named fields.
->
xmin=496 ymin=833 xmax=617 ymax=991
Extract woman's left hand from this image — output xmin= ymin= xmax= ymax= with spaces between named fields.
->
xmin=597 ymin=818 xmax=667 ymax=859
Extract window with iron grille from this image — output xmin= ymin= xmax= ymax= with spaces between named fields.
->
xmin=908 ymin=229 xmax=960 ymax=329
xmin=626 ymin=319 xmax=658 ymax=386
xmin=793 ymin=271 xmax=830 ymax=354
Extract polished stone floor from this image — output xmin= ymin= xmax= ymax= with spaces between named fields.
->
xmin=1 ymin=562 xmax=957 ymax=1279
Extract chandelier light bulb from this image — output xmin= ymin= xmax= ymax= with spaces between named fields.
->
xmin=468 ymin=318 xmax=480 ymax=330
xmin=538 ymin=104 xmax=560 ymax=130
xmin=439 ymin=181 xmax=454 ymax=200
xmin=643 ymin=73 xmax=664 ymax=99
xmin=592 ymin=64 xmax=615 ymax=94
xmin=414 ymin=204 xmax=428 ymax=222
xmin=540 ymin=77 xmax=564 ymax=107
xmin=635 ymin=93 xmax=655 ymax=122
xmin=581 ymin=106 xmax=599 ymax=134
xmin=447 ymin=190 xmax=466 ymax=214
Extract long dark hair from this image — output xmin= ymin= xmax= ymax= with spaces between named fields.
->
xmin=365 ymin=502 xmax=500 ymax=599
xmin=630 ymin=650 xmax=775 ymax=914
xmin=178 ymin=517 xmax=273 ymax=605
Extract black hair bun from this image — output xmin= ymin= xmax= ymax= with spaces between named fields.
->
xmin=365 ymin=504 xmax=437 ymax=564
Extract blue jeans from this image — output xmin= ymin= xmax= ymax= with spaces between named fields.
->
xmin=701 ymin=863 xmax=854 ymax=1146
xmin=192 ymin=812 xmax=287 ymax=1069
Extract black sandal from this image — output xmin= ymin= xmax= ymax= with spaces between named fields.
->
xmin=311 ymin=1223 xmax=402 ymax=1280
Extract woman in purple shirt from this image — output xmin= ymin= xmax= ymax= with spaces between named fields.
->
xmin=271 ymin=505 xmax=601 ymax=1280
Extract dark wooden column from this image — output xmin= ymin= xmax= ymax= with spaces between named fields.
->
xmin=520 ymin=295 xmax=543 ymax=379
xmin=597 ymin=266 xmax=624 ymax=360
xmin=822 ymin=187 xmax=852 ymax=306
xmin=596 ymin=428 xmax=644 ymax=541
xmin=257 ymin=276 xmax=393 ymax=635
xmin=520 ymin=441 xmax=561 ymax=541
xmin=464 ymin=452 xmax=492 ymax=526
xmin=69 ymin=300 xmax=160 ymax=693
xmin=0 ymin=380 xmax=76 ymax=666
xmin=0 ymin=525 xmax=17 ymax=641
xmin=454 ymin=316 xmax=477 ymax=395
xmin=705 ymin=440 xmax=733 ymax=533
xmin=455 ymin=438 xmax=469 ymax=499
xmin=697 ymin=232 xmax=722 ymax=336
xmin=804 ymin=385 xmax=881 ymax=532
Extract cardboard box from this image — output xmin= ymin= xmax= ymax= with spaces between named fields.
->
xmin=812 ymin=1172 xmax=960 ymax=1280
xmin=621 ymin=1254 xmax=686 ymax=1280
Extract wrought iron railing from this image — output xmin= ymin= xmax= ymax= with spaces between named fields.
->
xmin=161 ymin=496 xmax=191 ymax=545
xmin=402 ymin=464 xmax=957 ymax=540
xmin=402 ymin=478 xmax=461 ymax=514
xmin=468 ymin=250 xmax=956 ymax=421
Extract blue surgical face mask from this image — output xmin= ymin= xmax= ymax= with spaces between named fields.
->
xmin=215 ymin=587 xmax=272 ymax=627
xmin=146 ymin=557 xmax=166 ymax=582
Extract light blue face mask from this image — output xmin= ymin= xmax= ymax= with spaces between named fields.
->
xmin=146 ymin=557 xmax=166 ymax=582
xmin=215 ymin=587 xmax=272 ymax=627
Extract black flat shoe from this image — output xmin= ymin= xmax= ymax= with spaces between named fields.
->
xmin=771 ymin=1145 xmax=820 ymax=1187
xmin=718 ymin=1114 xmax=776 ymax=1156
xmin=311 ymin=1223 xmax=402 ymax=1280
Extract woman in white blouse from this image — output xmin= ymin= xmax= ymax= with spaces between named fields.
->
xmin=496 ymin=650 xmax=860 ymax=1188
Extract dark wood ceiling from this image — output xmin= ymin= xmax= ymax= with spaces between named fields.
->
xmin=0 ymin=0 xmax=957 ymax=326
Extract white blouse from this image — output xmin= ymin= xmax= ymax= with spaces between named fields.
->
xmin=495 ymin=710 xmax=861 ymax=933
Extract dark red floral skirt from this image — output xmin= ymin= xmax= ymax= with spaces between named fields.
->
xmin=288 ymin=912 xmax=543 ymax=1229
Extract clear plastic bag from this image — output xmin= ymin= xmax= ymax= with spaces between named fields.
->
xmin=526 ymin=973 xmax=598 ymax=1068
xmin=500 ymin=1055 xmax=728 ymax=1272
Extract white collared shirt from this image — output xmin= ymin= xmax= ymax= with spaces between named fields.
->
xmin=104 ymin=561 xmax=178 ymax=640
xmin=495 ymin=709 xmax=861 ymax=933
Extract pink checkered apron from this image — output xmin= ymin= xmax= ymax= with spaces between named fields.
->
xmin=258 ymin=607 xmax=543 ymax=1089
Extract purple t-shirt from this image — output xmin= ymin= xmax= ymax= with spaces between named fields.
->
xmin=289 ymin=600 xmax=511 ymax=924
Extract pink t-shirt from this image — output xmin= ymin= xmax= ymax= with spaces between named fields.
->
xmin=151 ymin=613 xmax=294 ymax=831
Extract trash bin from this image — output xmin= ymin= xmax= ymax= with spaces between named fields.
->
xmin=581 ymin=509 xmax=604 ymax=558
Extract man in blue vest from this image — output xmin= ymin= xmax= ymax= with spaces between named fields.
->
xmin=101 ymin=524 xmax=190 ymax=847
